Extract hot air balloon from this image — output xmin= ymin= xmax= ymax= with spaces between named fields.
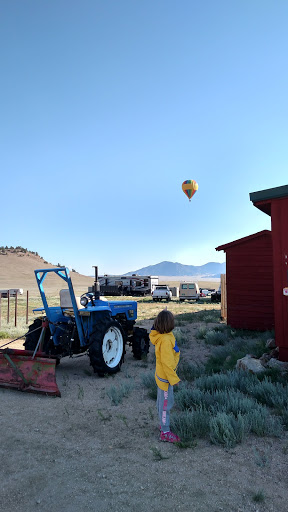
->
xmin=182 ymin=180 xmax=198 ymax=201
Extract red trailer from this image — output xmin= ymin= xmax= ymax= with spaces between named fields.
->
xmin=250 ymin=185 xmax=288 ymax=361
xmin=216 ymin=230 xmax=274 ymax=331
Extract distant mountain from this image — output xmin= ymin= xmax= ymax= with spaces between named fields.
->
xmin=125 ymin=261 xmax=226 ymax=277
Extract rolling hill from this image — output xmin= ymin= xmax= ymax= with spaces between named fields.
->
xmin=0 ymin=248 xmax=93 ymax=296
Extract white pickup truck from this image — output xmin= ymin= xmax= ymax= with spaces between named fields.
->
xmin=152 ymin=285 xmax=172 ymax=302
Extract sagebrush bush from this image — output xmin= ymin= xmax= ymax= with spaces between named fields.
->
xmin=175 ymin=386 xmax=213 ymax=411
xmin=194 ymin=370 xmax=258 ymax=393
xmin=107 ymin=381 xmax=134 ymax=405
xmin=280 ymin=408 xmax=288 ymax=429
xmin=174 ymin=369 xmax=286 ymax=446
xmin=141 ymin=371 xmax=157 ymax=399
xmin=247 ymin=378 xmax=288 ymax=409
xmin=178 ymin=360 xmax=204 ymax=382
xmin=245 ymin=408 xmax=283 ymax=437
xmin=174 ymin=327 xmax=189 ymax=346
xmin=252 ymin=490 xmax=265 ymax=503
xmin=171 ymin=409 xmax=210 ymax=441
xmin=209 ymin=412 xmax=246 ymax=447
xmin=204 ymin=313 xmax=221 ymax=323
xmin=196 ymin=325 xmax=208 ymax=339
xmin=204 ymin=329 xmax=228 ymax=346
xmin=210 ymin=389 xmax=263 ymax=417
xmin=205 ymin=336 xmax=268 ymax=373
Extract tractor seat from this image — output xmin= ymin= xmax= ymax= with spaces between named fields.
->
xmin=60 ymin=289 xmax=82 ymax=310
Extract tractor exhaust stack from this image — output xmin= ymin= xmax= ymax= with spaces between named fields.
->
xmin=93 ymin=265 xmax=101 ymax=300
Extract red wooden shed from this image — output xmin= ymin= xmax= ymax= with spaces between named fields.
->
xmin=216 ymin=230 xmax=274 ymax=331
xmin=250 ymin=185 xmax=288 ymax=361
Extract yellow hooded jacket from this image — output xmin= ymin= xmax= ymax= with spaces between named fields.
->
xmin=149 ymin=329 xmax=180 ymax=390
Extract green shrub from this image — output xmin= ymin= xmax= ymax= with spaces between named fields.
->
xmin=209 ymin=412 xmax=246 ymax=447
xmin=247 ymin=378 xmax=288 ymax=409
xmin=175 ymin=386 xmax=213 ymax=411
xmin=196 ymin=325 xmax=208 ymax=339
xmin=171 ymin=409 xmax=210 ymax=441
xmin=210 ymin=389 xmax=262 ymax=417
xmin=174 ymin=327 xmax=189 ymax=346
xmin=195 ymin=370 xmax=258 ymax=393
xmin=204 ymin=329 xmax=228 ymax=346
xmin=178 ymin=360 xmax=204 ymax=382
xmin=204 ymin=312 xmax=221 ymax=323
xmin=252 ymin=490 xmax=265 ymax=503
xmin=245 ymin=408 xmax=283 ymax=437
xmin=142 ymin=371 xmax=157 ymax=400
xmin=280 ymin=408 xmax=288 ymax=429
xmin=205 ymin=336 xmax=268 ymax=373
xmin=107 ymin=382 xmax=134 ymax=405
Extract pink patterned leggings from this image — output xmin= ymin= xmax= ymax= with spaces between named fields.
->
xmin=157 ymin=385 xmax=174 ymax=433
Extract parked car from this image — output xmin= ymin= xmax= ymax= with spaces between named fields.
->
xmin=211 ymin=285 xmax=221 ymax=303
xmin=152 ymin=285 xmax=172 ymax=302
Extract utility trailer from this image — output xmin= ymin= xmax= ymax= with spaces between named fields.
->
xmin=97 ymin=274 xmax=159 ymax=296
xmin=0 ymin=288 xmax=23 ymax=297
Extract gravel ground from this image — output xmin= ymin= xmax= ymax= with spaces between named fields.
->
xmin=0 ymin=324 xmax=288 ymax=512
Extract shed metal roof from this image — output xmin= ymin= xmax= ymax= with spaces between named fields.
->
xmin=250 ymin=185 xmax=288 ymax=216
xmin=215 ymin=230 xmax=271 ymax=252
xmin=250 ymin=184 xmax=288 ymax=203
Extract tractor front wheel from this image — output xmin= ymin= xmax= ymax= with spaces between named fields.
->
xmin=88 ymin=315 xmax=125 ymax=375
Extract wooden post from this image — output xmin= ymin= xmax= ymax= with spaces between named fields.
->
xmin=14 ymin=291 xmax=18 ymax=327
xmin=0 ymin=294 xmax=1 ymax=327
xmin=220 ymin=274 xmax=227 ymax=321
xmin=7 ymin=290 xmax=10 ymax=324
xmin=26 ymin=290 xmax=29 ymax=324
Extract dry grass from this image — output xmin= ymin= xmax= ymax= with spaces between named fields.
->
xmin=0 ymin=293 xmax=221 ymax=341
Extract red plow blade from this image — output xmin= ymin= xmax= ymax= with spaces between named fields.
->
xmin=0 ymin=349 xmax=61 ymax=397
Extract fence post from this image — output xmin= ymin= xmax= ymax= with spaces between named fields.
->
xmin=26 ymin=290 xmax=29 ymax=324
xmin=7 ymin=290 xmax=10 ymax=324
xmin=14 ymin=291 xmax=18 ymax=327
xmin=0 ymin=294 xmax=1 ymax=327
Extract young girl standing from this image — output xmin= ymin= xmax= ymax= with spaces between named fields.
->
xmin=149 ymin=309 xmax=181 ymax=443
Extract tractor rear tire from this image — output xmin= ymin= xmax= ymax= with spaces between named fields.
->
xmin=24 ymin=318 xmax=51 ymax=352
xmin=132 ymin=327 xmax=150 ymax=360
xmin=88 ymin=313 xmax=125 ymax=375
xmin=24 ymin=318 xmax=60 ymax=364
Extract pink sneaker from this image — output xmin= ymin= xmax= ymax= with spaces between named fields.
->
xmin=160 ymin=431 xmax=181 ymax=443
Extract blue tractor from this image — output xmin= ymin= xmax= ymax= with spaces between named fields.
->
xmin=24 ymin=267 xmax=150 ymax=375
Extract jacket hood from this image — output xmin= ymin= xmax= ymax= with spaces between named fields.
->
xmin=150 ymin=329 xmax=174 ymax=346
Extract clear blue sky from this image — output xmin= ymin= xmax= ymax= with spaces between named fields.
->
xmin=1 ymin=1 xmax=287 ymax=275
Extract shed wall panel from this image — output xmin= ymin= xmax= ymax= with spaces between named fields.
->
xmin=224 ymin=233 xmax=274 ymax=330
xmin=271 ymin=198 xmax=288 ymax=359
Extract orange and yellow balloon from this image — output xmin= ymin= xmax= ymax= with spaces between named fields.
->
xmin=182 ymin=180 xmax=198 ymax=201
